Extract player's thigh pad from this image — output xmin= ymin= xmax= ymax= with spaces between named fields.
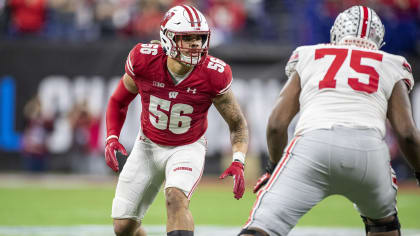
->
xmin=112 ymin=137 xmax=166 ymax=221
xmin=327 ymin=127 xmax=397 ymax=219
xmin=350 ymin=145 xmax=397 ymax=219
xmin=244 ymin=136 xmax=330 ymax=236
xmin=164 ymin=141 xmax=206 ymax=199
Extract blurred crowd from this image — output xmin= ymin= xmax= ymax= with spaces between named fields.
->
xmin=22 ymin=95 xmax=105 ymax=173
xmin=0 ymin=0 xmax=419 ymax=52
xmin=291 ymin=0 xmax=420 ymax=54
xmin=1 ymin=0 xmax=264 ymax=45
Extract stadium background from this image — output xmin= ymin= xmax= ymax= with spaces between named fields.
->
xmin=0 ymin=0 xmax=419 ymax=235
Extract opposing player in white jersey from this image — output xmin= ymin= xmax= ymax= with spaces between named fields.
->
xmin=105 ymin=5 xmax=249 ymax=236
xmin=239 ymin=5 xmax=420 ymax=236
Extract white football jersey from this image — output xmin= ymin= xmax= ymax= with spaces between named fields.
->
xmin=286 ymin=44 xmax=414 ymax=138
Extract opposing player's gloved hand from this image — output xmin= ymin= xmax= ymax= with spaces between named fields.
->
xmin=220 ymin=161 xmax=245 ymax=200
xmin=415 ymin=172 xmax=420 ymax=187
xmin=253 ymin=161 xmax=277 ymax=193
xmin=253 ymin=173 xmax=271 ymax=193
xmin=105 ymin=137 xmax=128 ymax=172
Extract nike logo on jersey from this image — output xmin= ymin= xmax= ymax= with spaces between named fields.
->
xmin=187 ymin=87 xmax=197 ymax=94
xmin=169 ymin=91 xmax=178 ymax=98
xmin=153 ymin=81 xmax=165 ymax=88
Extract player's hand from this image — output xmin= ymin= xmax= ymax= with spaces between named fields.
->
xmin=253 ymin=172 xmax=271 ymax=193
xmin=105 ymin=137 xmax=128 ymax=172
xmin=415 ymin=172 xmax=420 ymax=187
xmin=219 ymin=161 xmax=245 ymax=200
xmin=253 ymin=160 xmax=277 ymax=193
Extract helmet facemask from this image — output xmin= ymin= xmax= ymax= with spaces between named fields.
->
xmin=168 ymin=31 xmax=210 ymax=65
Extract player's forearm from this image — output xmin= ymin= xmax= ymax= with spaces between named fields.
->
xmin=397 ymin=129 xmax=420 ymax=171
xmin=265 ymin=72 xmax=300 ymax=164
xmin=265 ymin=101 xmax=295 ymax=164
xmin=230 ymin=119 xmax=249 ymax=154
xmin=212 ymin=90 xmax=249 ymax=155
xmin=106 ymin=98 xmax=129 ymax=137
xmin=266 ymin=123 xmax=288 ymax=164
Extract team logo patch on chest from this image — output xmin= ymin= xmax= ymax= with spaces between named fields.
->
xmin=169 ymin=91 xmax=179 ymax=98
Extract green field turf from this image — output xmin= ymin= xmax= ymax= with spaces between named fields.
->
xmin=1 ymin=184 xmax=419 ymax=228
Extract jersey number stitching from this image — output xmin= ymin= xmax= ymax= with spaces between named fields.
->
xmin=140 ymin=44 xmax=159 ymax=55
xmin=207 ymin=57 xmax=226 ymax=73
xmin=315 ymin=48 xmax=383 ymax=93
xmin=149 ymin=95 xmax=193 ymax=134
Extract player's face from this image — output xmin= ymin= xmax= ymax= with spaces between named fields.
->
xmin=176 ymin=34 xmax=204 ymax=57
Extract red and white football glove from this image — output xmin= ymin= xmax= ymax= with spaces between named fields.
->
xmin=253 ymin=161 xmax=277 ymax=193
xmin=220 ymin=161 xmax=245 ymax=200
xmin=105 ymin=136 xmax=128 ymax=172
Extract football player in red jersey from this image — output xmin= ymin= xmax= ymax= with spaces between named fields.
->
xmin=105 ymin=5 xmax=249 ymax=236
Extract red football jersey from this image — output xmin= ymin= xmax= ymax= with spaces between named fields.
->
xmin=125 ymin=43 xmax=232 ymax=146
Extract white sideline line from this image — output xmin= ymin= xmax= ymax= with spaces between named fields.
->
xmin=0 ymin=226 xmax=419 ymax=236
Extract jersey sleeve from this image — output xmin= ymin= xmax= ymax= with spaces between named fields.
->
xmin=124 ymin=43 xmax=144 ymax=77
xmin=399 ymin=58 xmax=415 ymax=92
xmin=386 ymin=55 xmax=415 ymax=93
xmin=285 ymin=47 xmax=300 ymax=79
xmin=208 ymin=57 xmax=233 ymax=96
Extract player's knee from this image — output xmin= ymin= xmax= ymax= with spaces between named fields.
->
xmin=113 ymin=219 xmax=138 ymax=236
xmin=238 ymin=228 xmax=269 ymax=236
xmin=361 ymin=214 xmax=401 ymax=235
xmin=165 ymin=187 xmax=188 ymax=212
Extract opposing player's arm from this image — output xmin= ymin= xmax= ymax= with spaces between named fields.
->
xmin=266 ymin=72 xmax=301 ymax=164
xmin=253 ymin=72 xmax=301 ymax=193
xmin=213 ymin=89 xmax=249 ymax=155
xmin=387 ymin=80 xmax=420 ymax=175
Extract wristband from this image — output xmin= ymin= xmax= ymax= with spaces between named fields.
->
xmin=233 ymin=152 xmax=246 ymax=165
xmin=106 ymin=135 xmax=119 ymax=143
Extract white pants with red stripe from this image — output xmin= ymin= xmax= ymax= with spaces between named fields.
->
xmin=111 ymin=130 xmax=206 ymax=222
xmin=244 ymin=126 xmax=398 ymax=236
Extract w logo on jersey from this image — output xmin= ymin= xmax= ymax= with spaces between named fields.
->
xmin=169 ymin=91 xmax=178 ymax=99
